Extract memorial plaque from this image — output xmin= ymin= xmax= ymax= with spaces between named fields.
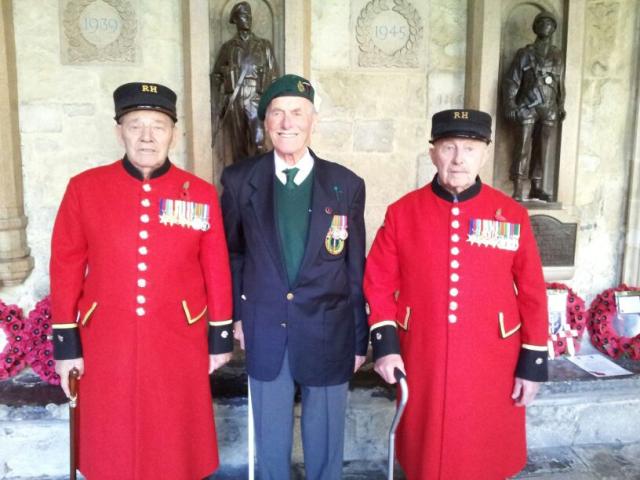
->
xmin=60 ymin=0 xmax=138 ymax=64
xmin=355 ymin=0 xmax=423 ymax=68
xmin=530 ymin=214 xmax=577 ymax=267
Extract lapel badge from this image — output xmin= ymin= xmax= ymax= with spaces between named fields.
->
xmin=181 ymin=181 xmax=190 ymax=199
xmin=325 ymin=214 xmax=348 ymax=255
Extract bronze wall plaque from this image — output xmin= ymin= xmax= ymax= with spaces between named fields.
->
xmin=529 ymin=214 xmax=577 ymax=266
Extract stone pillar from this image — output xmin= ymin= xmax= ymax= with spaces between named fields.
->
xmin=182 ymin=0 xmax=214 ymax=183
xmin=622 ymin=11 xmax=640 ymax=286
xmin=0 ymin=1 xmax=34 ymax=286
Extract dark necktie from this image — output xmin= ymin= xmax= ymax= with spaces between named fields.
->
xmin=283 ymin=167 xmax=300 ymax=190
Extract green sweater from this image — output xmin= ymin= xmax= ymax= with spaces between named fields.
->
xmin=275 ymin=171 xmax=314 ymax=286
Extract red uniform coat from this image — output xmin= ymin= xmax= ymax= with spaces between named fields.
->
xmin=50 ymin=160 xmax=232 ymax=480
xmin=364 ymin=180 xmax=548 ymax=480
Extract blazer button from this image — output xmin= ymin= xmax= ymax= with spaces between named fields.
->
xmin=286 ymin=292 xmax=294 ymax=301
xmin=280 ymin=322 xmax=287 ymax=328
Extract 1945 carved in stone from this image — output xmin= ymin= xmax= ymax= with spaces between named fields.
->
xmin=502 ymin=10 xmax=565 ymax=202
xmin=211 ymin=2 xmax=279 ymax=163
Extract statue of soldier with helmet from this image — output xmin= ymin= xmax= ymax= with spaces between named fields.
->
xmin=502 ymin=10 xmax=566 ymax=202
xmin=211 ymin=1 xmax=279 ymax=163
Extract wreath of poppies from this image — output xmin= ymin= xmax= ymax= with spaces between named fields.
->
xmin=0 ymin=301 xmax=28 ymax=380
xmin=546 ymin=283 xmax=587 ymax=358
xmin=588 ymin=284 xmax=640 ymax=361
xmin=0 ymin=296 xmax=60 ymax=384
xmin=24 ymin=296 xmax=59 ymax=385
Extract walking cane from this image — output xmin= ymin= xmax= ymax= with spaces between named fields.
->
xmin=68 ymin=368 xmax=80 ymax=480
xmin=388 ymin=368 xmax=409 ymax=480
xmin=247 ymin=379 xmax=255 ymax=480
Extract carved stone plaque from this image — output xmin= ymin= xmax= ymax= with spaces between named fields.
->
xmin=60 ymin=0 xmax=138 ymax=64
xmin=355 ymin=0 xmax=423 ymax=68
xmin=530 ymin=214 xmax=577 ymax=267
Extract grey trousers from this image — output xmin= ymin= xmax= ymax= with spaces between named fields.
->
xmin=249 ymin=350 xmax=349 ymax=480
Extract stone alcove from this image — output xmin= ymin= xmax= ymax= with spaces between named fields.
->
xmin=182 ymin=0 xmax=309 ymax=187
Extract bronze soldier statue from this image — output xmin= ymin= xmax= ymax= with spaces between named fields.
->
xmin=211 ymin=2 xmax=279 ymax=163
xmin=503 ymin=10 xmax=565 ymax=201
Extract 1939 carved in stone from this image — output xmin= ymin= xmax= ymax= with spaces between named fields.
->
xmin=211 ymin=1 xmax=279 ymax=163
xmin=502 ymin=10 xmax=565 ymax=202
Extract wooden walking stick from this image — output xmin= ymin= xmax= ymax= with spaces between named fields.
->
xmin=69 ymin=368 xmax=81 ymax=480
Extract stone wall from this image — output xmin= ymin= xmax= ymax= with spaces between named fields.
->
xmin=571 ymin=0 xmax=639 ymax=296
xmin=309 ymin=0 xmax=466 ymax=247
xmin=2 ymin=0 xmax=186 ymax=308
xmin=0 ymin=0 xmax=639 ymax=311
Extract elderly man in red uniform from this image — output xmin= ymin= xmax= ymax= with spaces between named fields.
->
xmin=51 ymin=82 xmax=233 ymax=480
xmin=365 ymin=109 xmax=548 ymax=479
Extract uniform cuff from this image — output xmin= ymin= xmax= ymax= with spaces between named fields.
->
xmin=208 ymin=320 xmax=233 ymax=354
xmin=370 ymin=323 xmax=400 ymax=360
xmin=515 ymin=346 xmax=548 ymax=382
xmin=52 ymin=325 xmax=83 ymax=360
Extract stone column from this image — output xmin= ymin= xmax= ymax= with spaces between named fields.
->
xmin=182 ymin=0 xmax=214 ymax=183
xmin=622 ymin=10 xmax=640 ymax=286
xmin=0 ymin=1 xmax=34 ymax=286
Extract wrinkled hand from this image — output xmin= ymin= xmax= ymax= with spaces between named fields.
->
xmin=511 ymin=377 xmax=541 ymax=407
xmin=55 ymin=358 xmax=84 ymax=399
xmin=354 ymin=355 xmax=366 ymax=373
xmin=374 ymin=354 xmax=405 ymax=384
xmin=209 ymin=353 xmax=232 ymax=374
xmin=233 ymin=320 xmax=245 ymax=350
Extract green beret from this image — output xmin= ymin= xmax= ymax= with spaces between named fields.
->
xmin=113 ymin=82 xmax=177 ymax=123
xmin=430 ymin=109 xmax=492 ymax=144
xmin=258 ymin=74 xmax=315 ymax=121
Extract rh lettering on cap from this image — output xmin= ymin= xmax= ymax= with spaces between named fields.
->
xmin=453 ymin=111 xmax=469 ymax=119
xmin=142 ymin=84 xmax=158 ymax=93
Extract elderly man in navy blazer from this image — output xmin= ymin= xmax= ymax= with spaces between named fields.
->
xmin=221 ymin=74 xmax=368 ymax=479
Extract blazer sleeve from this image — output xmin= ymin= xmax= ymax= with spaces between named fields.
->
xmin=347 ymin=177 xmax=368 ymax=356
xmin=220 ymin=167 xmax=246 ymax=321
xmin=512 ymin=210 xmax=549 ymax=382
xmin=200 ymin=185 xmax=234 ymax=354
xmin=50 ymin=179 xmax=86 ymax=360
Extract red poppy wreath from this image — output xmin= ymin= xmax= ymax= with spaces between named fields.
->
xmin=588 ymin=284 xmax=640 ymax=361
xmin=24 ymin=296 xmax=60 ymax=385
xmin=0 ymin=301 xmax=28 ymax=380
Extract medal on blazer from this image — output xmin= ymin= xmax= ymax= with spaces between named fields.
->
xmin=325 ymin=214 xmax=348 ymax=255
xmin=159 ymin=199 xmax=211 ymax=231
xmin=467 ymin=218 xmax=520 ymax=251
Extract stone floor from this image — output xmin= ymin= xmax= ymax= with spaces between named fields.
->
xmin=16 ymin=442 xmax=636 ymax=480
xmin=213 ymin=442 xmax=640 ymax=479
xmin=211 ymin=442 xmax=640 ymax=478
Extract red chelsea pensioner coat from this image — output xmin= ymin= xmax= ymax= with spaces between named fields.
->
xmin=364 ymin=179 xmax=548 ymax=479
xmin=50 ymin=160 xmax=233 ymax=479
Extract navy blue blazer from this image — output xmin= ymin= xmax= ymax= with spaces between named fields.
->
xmin=221 ymin=150 xmax=368 ymax=386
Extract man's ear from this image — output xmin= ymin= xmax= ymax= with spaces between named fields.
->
xmin=428 ymin=145 xmax=436 ymax=167
xmin=170 ymin=124 xmax=179 ymax=149
xmin=115 ymin=124 xmax=125 ymax=147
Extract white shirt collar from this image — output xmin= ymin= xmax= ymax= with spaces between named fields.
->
xmin=274 ymin=149 xmax=314 ymax=185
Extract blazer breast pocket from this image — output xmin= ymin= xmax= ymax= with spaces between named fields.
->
xmin=323 ymin=213 xmax=349 ymax=258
